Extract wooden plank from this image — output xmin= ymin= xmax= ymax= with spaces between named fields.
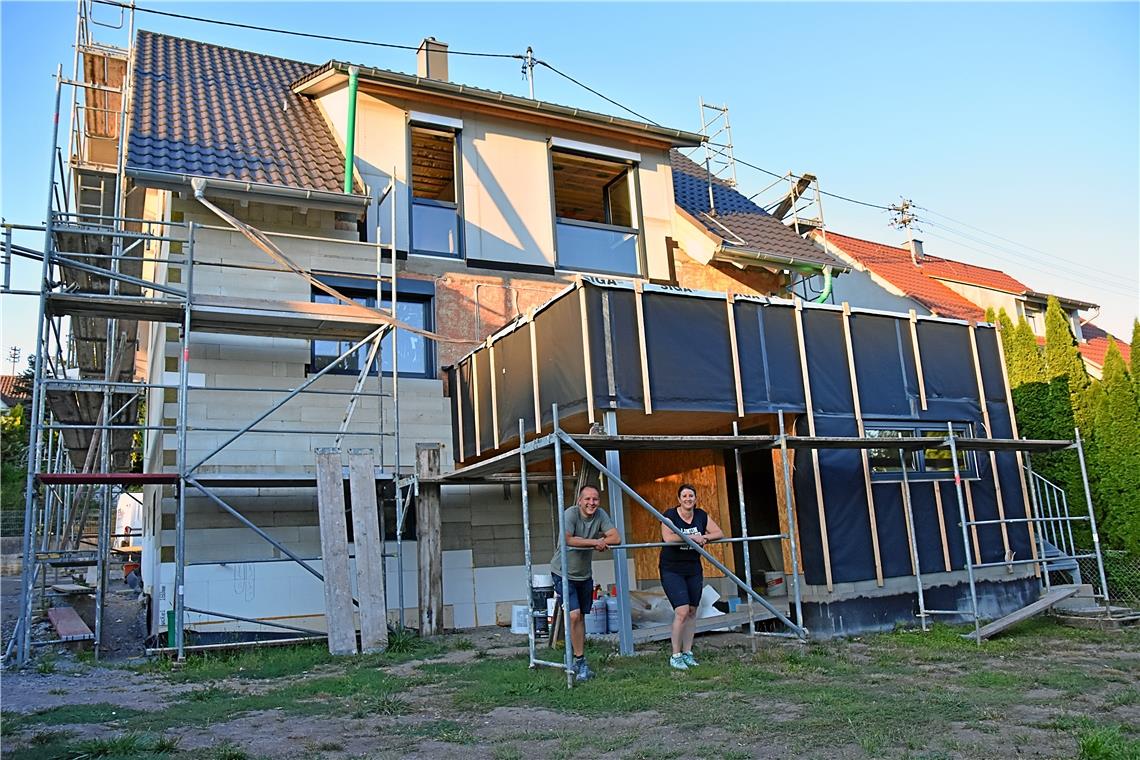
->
xmin=968 ymin=325 xmax=1011 ymax=563
xmin=964 ymin=481 xmax=982 ymax=565
xmin=634 ymin=281 xmax=652 ymax=414
xmin=726 ymin=294 xmax=744 ymax=418
xmin=578 ymin=284 xmax=596 ymax=424
xmin=348 ymin=449 xmax=388 ymax=653
xmin=489 ymin=342 xmax=501 ymax=450
xmin=932 ymin=482 xmax=952 ymax=572
xmin=314 ymin=448 xmax=359 ymax=655
xmin=968 ymin=587 xmax=1078 ymax=641
xmin=909 ymin=310 xmax=928 ymax=411
xmin=472 ymin=352 xmax=482 ymax=456
xmin=529 ymin=315 xmax=541 ymax=434
xmin=455 ymin=360 xmax=466 ymax=462
xmin=995 ymin=329 xmax=1040 ymax=576
xmin=50 ymin=583 xmax=95 ymax=595
xmin=841 ymin=303 xmax=883 ymax=586
xmin=794 ymin=300 xmax=833 ymax=591
xmin=629 ymin=608 xmax=779 ymax=644
xmin=416 ymin=444 xmax=444 ymax=636
xmin=48 ymin=606 xmax=94 ymax=641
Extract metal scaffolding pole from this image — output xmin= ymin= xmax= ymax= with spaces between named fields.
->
xmin=898 ymin=450 xmax=928 ymax=631
xmin=552 ymin=405 xmax=576 ymax=688
xmin=948 ymin=425 xmax=981 ymax=643
xmin=777 ymin=415 xmax=805 ymax=628
xmin=601 ymin=411 xmax=634 ymax=656
xmin=1074 ymin=429 xmax=1111 ymax=607
xmin=731 ymin=421 xmax=757 ymax=652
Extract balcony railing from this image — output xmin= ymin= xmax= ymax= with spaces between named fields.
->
xmin=555 ymin=218 xmax=639 ymax=277
xmin=412 ymin=199 xmax=459 ymax=256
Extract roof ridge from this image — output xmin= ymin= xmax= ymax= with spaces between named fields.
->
xmin=136 ymin=28 xmax=319 ymax=70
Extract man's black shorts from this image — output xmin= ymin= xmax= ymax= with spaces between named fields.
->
xmin=552 ymin=573 xmax=594 ymax=614
xmin=660 ymin=567 xmax=703 ymax=609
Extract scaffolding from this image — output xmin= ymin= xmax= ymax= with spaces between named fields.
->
xmin=4 ymin=1 xmax=421 ymax=666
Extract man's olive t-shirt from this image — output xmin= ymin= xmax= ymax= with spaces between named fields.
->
xmin=549 ymin=506 xmax=616 ymax=581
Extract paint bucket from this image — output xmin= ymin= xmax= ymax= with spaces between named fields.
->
xmin=764 ymin=572 xmax=787 ymax=597
xmin=530 ymin=575 xmax=555 ymax=635
xmin=585 ymin=597 xmax=608 ymax=636
xmin=605 ymin=595 xmax=619 ymax=633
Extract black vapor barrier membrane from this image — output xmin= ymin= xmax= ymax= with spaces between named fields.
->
xmin=474 ymin=348 xmax=494 ymax=454
xmin=455 ymin=360 xmax=476 ymax=459
xmin=801 ymin=310 xmax=853 ymax=415
xmin=583 ymin=287 xmax=645 ymax=410
xmin=641 ymin=291 xmax=736 ymax=412
xmin=850 ymin=313 xmax=917 ymax=417
xmin=916 ymin=321 xmax=977 ymax=402
xmin=535 ymin=293 xmax=587 ymax=429
xmin=763 ymin=305 xmax=806 ymax=407
xmin=494 ymin=325 xmax=535 ymax=444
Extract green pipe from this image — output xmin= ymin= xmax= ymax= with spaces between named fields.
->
xmin=813 ymin=265 xmax=833 ymax=304
xmin=343 ymin=66 xmax=360 ymax=195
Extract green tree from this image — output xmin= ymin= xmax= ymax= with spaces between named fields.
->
xmin=1043 ymin=297 xmax=1092 ymax=432
xmin=1130 ymin=318 xmax=1140 ymax=396
xmin=1089 ymin=341 xmax=1140 ymax=552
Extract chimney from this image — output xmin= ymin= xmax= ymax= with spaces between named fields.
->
xmin=417 ymin=37 xmax=449 ymax=81
xmin=905 ymin=238 xmax=924 ymax=266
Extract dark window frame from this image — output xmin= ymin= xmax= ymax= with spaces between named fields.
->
xmin=409 ymin=122 xmax=464 ymax=260
xmin=865 ymin=421 xmax=977 ymax=482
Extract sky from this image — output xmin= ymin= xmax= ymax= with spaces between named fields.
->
xmin=1 ymin=1 xmax=1137 ymax=372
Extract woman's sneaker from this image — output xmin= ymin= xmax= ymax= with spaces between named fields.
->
xmin=682 ymin=651 xmax=699 ymax=667
xmin=669 ymin=653 xmax=689 ymax=670
xmin=574 ymin=658 xmax=594 ymax=682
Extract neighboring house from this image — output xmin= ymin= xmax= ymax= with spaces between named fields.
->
xmin=0 ymin=375 xmax=30 ymax=413
xmin=816 ymin=231 xmax=1130 ymax=378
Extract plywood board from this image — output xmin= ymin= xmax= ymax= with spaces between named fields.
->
xmin=620 ymin=449 xmax=735 ymax=581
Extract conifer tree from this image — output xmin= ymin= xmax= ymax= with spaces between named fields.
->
xmin=1130 ymin=318 xmax=1140 ymax=396
xmin=1043 ymin=296 xmax=1092 ymax=432
xmin=1089 ymin=341 xmax=1140 ymax=552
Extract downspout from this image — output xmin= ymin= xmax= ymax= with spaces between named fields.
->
xmin=343 ymin=66 xmax=360 ymax=195
xmin=813 ymin=265 xmax=833 ymax=304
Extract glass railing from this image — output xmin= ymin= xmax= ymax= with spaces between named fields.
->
xmin=555 ymin=218 xmax=640 ymax=277
xmin=412 ymin=199 xmax=460 ymax=256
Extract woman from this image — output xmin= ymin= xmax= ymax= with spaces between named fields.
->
xmin=659 ymin=483 xmax=723 ymax=670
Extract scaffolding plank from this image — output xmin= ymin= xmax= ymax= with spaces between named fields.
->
xmin=348 ymin=449 xmax=388 ymax=653
xmin=47 ymin=606 xmax=94 ymax=641
xmin=967 ymin=586 xmax=1078 ymax=641
xmin=36 ymin=472 xmax=178 ymax=485
xmin=314 ymin=449 xmax=359 ymax=656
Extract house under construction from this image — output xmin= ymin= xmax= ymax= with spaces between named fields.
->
xmin=4 ymin=2 xmax=1111 ymax=666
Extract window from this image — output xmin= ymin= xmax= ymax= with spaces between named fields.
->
xmin=551 ymin=148 xmax=641 ymax=277
xmin=866 ymin=423 xmax=974 ymax=480
xmin=311 ymin=283 xmax=434 ymax=378
xmin=410 ymin=125 xmax=461 ymax=257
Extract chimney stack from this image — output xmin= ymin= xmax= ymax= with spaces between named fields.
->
xmin=417 ymin=37 xmax=449 ymax=81
xmin=905 ymin=238 xmax=924 ymax=266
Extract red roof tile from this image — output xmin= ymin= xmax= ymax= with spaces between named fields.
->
xmin=1075 ymin=323 xmax=1130 ymax=370
xmin=819 ymin=231 xmax=986 ymax=322
xmin=920 ymin=257 xmax=1030 ymax=295
xmin=0 ymin=375 xmax=29 ymax=405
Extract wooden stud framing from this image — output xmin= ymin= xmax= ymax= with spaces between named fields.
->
xmin=578 ymin=284 xmax=596 ymax=424
xmin=529 ymin=314 xmax=541 ymax=434
xmin=932 ymin=482 xmax=952 ymax=572
xmin=968 ymin=325 xmax=1011 ymax=563
xmin=995 ymin=329 xmax=1040 ymax=575
xmin=909 ymin=310 xmax=928 ymax=411
xmin=489 ymin=341 xmax=500 ymax=449
xmin=472 ymin=352 xmax=482 ymax=456
xmin=964 ymin=480 xmax=982 ymax=563
xmin=726 ymin=294 xmax=745 ymax=418
xmin=841 ymin=303 xmax=884 ymax=586
xmin=634 ymin=281 xmax=652 ymax=414
xmin=794 ymin=300 xmax=833 ymax=591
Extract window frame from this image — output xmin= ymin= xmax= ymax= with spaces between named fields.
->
xmin=309 ymin=276 xmax=436 ymax=380
xmin=408 ymin=120 xmax=464 ymax=260
xmin=865 ymin=421 xmax=977 ymax=482
xmin=549 ymin=143 xmax=647 ymax=278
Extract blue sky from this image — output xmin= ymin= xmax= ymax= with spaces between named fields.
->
xmin=2 ymin=1 xmax=1137 ymax=368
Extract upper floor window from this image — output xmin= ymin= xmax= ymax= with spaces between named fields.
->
xmin=866 ymin=423 xmax=975 ymax=480
xmin=410 ymin=123 xmax=461 ymax=257
xmin=311 ymin=280 xmax=435 ymax=379
xmin=551 ymin=142 xmax=641 ymax=277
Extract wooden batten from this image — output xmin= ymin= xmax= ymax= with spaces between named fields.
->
xmin=968 ymin=325 xmax=1011 ymax=563
xmin=909 ymin=310 xmax=928 ymax=410
xmin=726 ymin=294 xmax=745 ymax=418
xmin=529 ymin=315 xmax=541 ymax=434
xmin=472 ymin=352 xmax=482 ymax=456
xmin=841 ymin=303 xmax=884 ymax=586
xmin=964 ymin=480 xmax=982 ymax=563
xmin=455 ymin=362 xmax=465 ymax=462
xmin=932 ymin=482 xmax=952 ymax=572
xmin=578 ymin=285 xmax=596 ymax=424
xmin=634 ymin=281 xmax=653 ymax=414
xmin=489 ymin=341 xmax=501 ymax=449
xmin=995 ymin=329 xmax=1040 ymax=575
xmin=794 ymin=300 xmax=833 ymax=591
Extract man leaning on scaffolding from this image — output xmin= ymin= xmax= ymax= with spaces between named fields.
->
xmin=550 ymin=485 xmax=621 ymax=682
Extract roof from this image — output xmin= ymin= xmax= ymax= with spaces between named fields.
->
xmin=1071 ymin=323 xmax=1131 ymax=370
xmin=128 ymin=31 xmax=358 ymax=195
xmin=820 ymin=231 xmax=986 ymax=321
xmin=0 ymin=375 xmax=30 ymax=406
xmin=670 ymin=151 xmax=845 ymax=272
xmin=294 ymin=62 xmax=703 ymax=148
xmin=919 ymin=257 xmax=1030 ymax=295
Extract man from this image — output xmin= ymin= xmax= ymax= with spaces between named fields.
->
xmin=549 ymin=484 xmax=621 ymax=682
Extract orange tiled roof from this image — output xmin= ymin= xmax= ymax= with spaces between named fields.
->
xmin=0 ymin=375 xmax=29 ymax=405
xmin=820 ymin=231 xmax=986 ymax=322
xmin=920 ymin=257 xmax=1030 ymax=295
xmin=1037 ymin=323 xmax=1133 ymax=370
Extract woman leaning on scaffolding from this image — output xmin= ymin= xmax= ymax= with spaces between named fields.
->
xmin=660 ymin=484 xmax=723 ymax=671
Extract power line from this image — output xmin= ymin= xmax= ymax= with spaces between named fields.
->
xmin=92 ymin=0 xmax=525 ymax=60
xmin=731 ymin=156 xmax=891 ymax=211
xmin=532 ymin=59 xmax=660 ymax=126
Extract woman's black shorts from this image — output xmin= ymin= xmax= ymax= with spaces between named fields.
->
xmin=660 ymin=567 xmax=703 ymax=609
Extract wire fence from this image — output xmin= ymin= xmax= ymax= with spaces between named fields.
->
xmin=1077 ymin=549 xmax=1140 ymax=607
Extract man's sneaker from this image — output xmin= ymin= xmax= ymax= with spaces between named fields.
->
xmin=682 ymin=651 xmax=699 ymax=667
xmin=669 ymin=653 xmax=689 ymax=670
xmin=574 ymin=658 xmax=594 ymax=682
